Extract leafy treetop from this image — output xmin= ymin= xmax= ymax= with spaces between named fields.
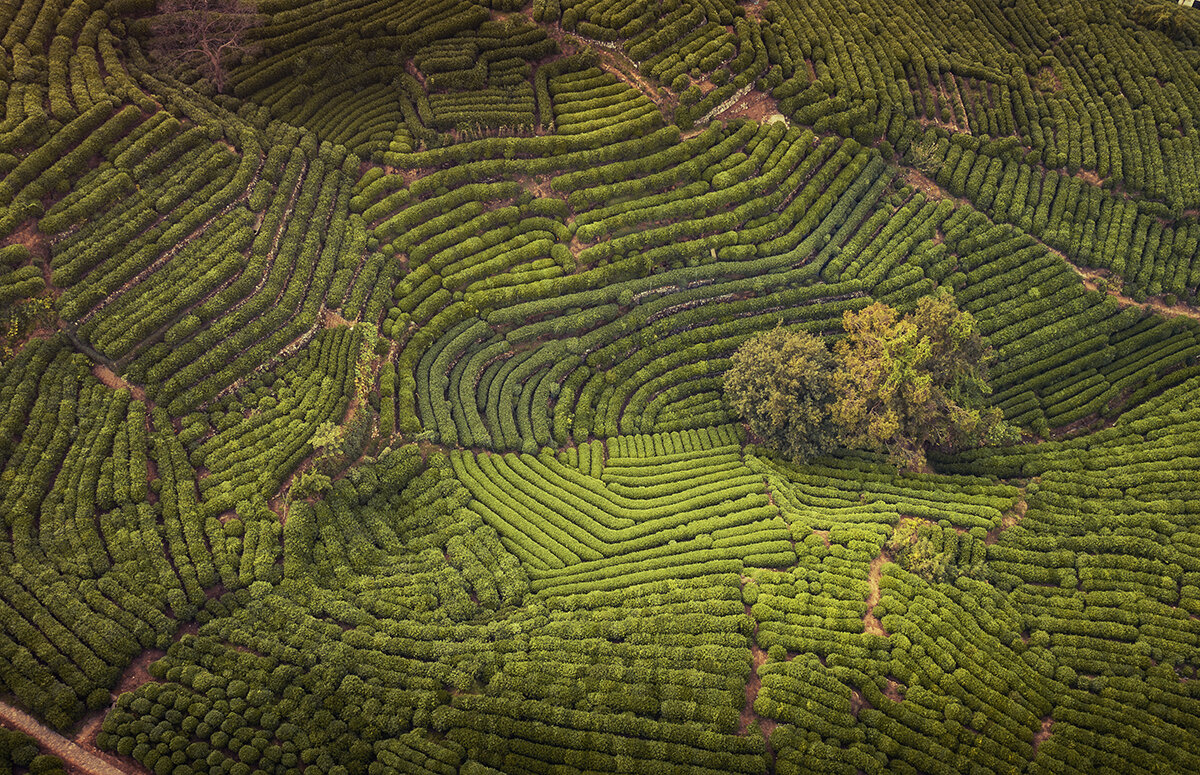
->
xmin=724 ymin=291 xmax=1014 ymax=470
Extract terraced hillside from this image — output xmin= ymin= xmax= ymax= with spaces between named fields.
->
xmin=1 ymin=0 xmax=1199 ymax=772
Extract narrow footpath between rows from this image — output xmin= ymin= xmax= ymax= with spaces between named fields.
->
xmin=0 ymin=700 xmax=130 ymax=775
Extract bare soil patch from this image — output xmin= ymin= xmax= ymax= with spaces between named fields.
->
xmin=1032 ymin=715 xmax=1054 ymax=755
xmin=92 ymin=364 xmax=147 ymax=402
xmin=8 ymin=221 xmax=52 ymax=271
xmin=115 ymin=651 xmax=164 ymax=700
xmin=740 ymin=0 xmax=766 ymax=23
xmin=712 ymin=89 xmax=784 ymax=124
xmin=899 ymin=167 xmax=970 ymax=209
xmin=850 ymin=688 xmax=871 ymax=717
xmin=862 ymin=551 xmax=890 ymax=636
xmin=736 ymin=575 xmax=778 ymax=763
xmin=985 ymin=490 xmax=1029 ymax=545
xmin=512 ymin=173 xmax=562 ymax=201
xmin=322 ymin=308 xmax=353 ymax=329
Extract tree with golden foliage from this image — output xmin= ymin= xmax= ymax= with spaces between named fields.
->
xmin=832 ymin=291 xmax=1013 ymax=469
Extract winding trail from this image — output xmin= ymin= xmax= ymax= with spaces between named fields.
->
xmin=0 ymin=701 xmax=130 ymax=775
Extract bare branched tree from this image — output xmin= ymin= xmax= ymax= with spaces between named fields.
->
xmin=147 ymin=0 xmax=263 ymax=93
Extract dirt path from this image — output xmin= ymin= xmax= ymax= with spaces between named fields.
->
xmin=1031 ymin=715 xmax=1054 ymax=756
xmin=0 ymin=701 xmax=132 ymax=775
xmin=1068 ymin=264 xmax=1200 ymax=322
xmin=862 ymin=552 xmax=890 ymax=637
xmin=593 ymin=47 xmax=674 ymax=116
xmin=736 ymin=575 xmax=777 ymax=766
xmin=92 ymin=364 xmax=148 ymax=402
xmin=986 ymin=489 xmax=1028 ymax=545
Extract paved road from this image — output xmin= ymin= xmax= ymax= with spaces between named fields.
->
xmin=0 ymin=701 xmax=131 ymax=775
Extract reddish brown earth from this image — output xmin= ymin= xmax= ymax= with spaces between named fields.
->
xmin=850 ymin=688 xmax=871 ymax=716
xmin=899 ymin=167 xmax=971 ymax=209
xmin=736 ymin=576 xmax=778 ymax=770
xmin=512 ymin=173 xmax=561 ymax=201
xmin=1031 ymin=715 xmax=1054 ymax=755
xmin=862 ymin=551 xmax=890 ymax=636
xmin=8 ymin=221 xmax=52 ymax=280
xmin=737 ymin=644 xmax=772 ymax=737
xmin=712 ymin=89 xmax=785 ymax=123
xmin=0 ymin=700 xmax=148 ymax=775
xmin=322 ymin=308 xmax=353 ymax=329
xmin=740 ymin=0 xmax=767 ymax=23
xmin=67 ymin=641 xmax=182 ymax=775
xmin=91 ymin=364 xmax=147 ymax=402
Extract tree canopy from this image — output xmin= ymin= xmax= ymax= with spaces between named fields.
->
xmin=724 ymin=292 xmax=1014 ymax=469
xmin=147 ymin=0 xmax=263 ymax=94
xmin=722 ymin=326 xmax=839 ymax=460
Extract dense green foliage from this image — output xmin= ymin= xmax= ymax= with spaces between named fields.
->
xmin=723 ymin=327 xmax=839 ymax=460
xmin=0 ymin=0 xmax=1199 ymax=772
xmin=725 ymin=294 xmax=1009 ymax=467
xmin=0 ymin=726 xmax=65 ymax=774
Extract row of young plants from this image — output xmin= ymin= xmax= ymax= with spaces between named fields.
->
xmin=231 ymin=1 xmax=566 ymax=152
xmin=416 ymin=20 xmax=553 ymax=133
xmin=764 ymin=0 xmax=1200 ymax=212
xmin=0 ymin=726 xmax=65 ymax=774
xmin=99 ymin=567 xmax=767 ymax=775
xmin=51 ymin=117 xmax=256 ymax=324
xmin=33 ymin=94 xmax=387 ymax=421
xmin=829 ymin=191 xmax=1200 ymax=435
xmin=191 ymin=326 xmax=361 ymax=519
xmin=549 ymin=67 xmax=661 ymax=136
xmin=98 ymin=447 xmax=526 ymax=773
xmin=546 ymin=0 xmax=771 ymax=130
xmin=449 ymin=427 xmax=797 ymax=596
xmin=739 ymin=425 xmax=1200 ymax=774
xmin=251 ymin=65 xmax=406 ymax=160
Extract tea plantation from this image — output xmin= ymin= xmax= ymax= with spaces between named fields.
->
xmin=1 ymin=0 xmax=1200 ymax=772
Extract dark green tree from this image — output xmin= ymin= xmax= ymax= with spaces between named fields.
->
xmin=723 ymin=326 xmax=839 ymax=459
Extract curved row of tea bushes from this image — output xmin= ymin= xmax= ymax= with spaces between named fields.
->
xmin=849 ymin=202 xmax=1200 ymax=435
xmin=910 ymin=129 xmax=1200 ymax=300
xmin=385 ymin=118 xmax=895 ymax=450
xmin=451 ymin=428 xmax=796 ymax=593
